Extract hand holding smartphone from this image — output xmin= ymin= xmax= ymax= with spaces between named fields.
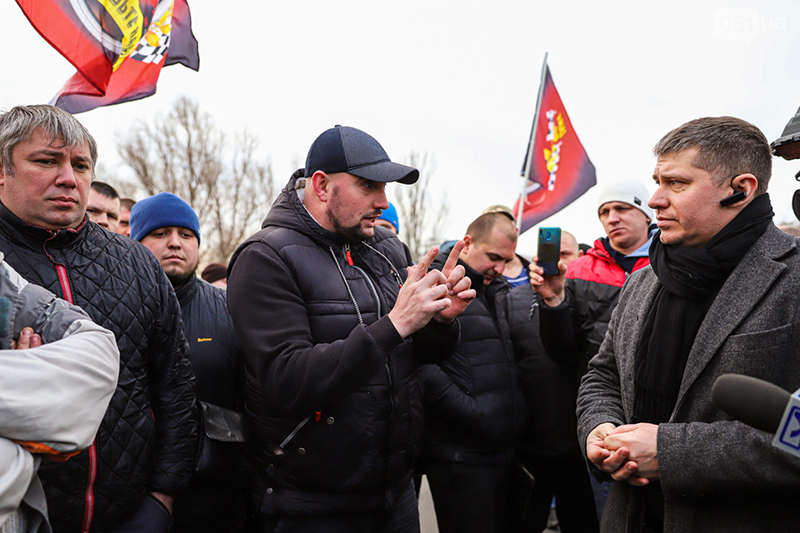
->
xmin=537 ymin=227 xmax=561 ymax=276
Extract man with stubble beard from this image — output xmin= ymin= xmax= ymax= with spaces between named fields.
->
xmin=227 ymin=125 xmax=475 ymax=532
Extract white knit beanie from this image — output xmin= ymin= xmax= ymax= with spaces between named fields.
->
xmin=596 ymin=180 xmax=654 ymax=221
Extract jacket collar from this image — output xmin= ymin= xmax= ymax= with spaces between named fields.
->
xmin=175 ymin=273 xmax=198 ymax=309
xmin=462 ymin=261 xmax=487 ymax=295
xmin=264 ymin=169 xmax=371 ymax=250
xmin=0 ymin=200 xmax=88 ymax=247
xmin=593 ymin=235 xmax=652 ymax=261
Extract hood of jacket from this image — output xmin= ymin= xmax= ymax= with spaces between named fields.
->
xmin=262 ymin=169 xmax=364 ymax=250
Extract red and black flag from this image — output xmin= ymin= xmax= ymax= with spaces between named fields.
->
xmin=514 ymin=58 xmax=596 ymax=234
xmin=14 ymin=0 xmax=199 ymax=114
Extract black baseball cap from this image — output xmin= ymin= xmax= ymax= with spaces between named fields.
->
xmin=305 ymin=125 xmax=419 ymax=184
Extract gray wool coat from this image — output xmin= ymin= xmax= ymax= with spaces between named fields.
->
xmin=577 ymin=224 xmax=800 ymax=533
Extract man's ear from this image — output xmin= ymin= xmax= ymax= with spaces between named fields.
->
xmin=462 ymin=235 xmax=473 ymax=254
xmin=309 ymin=171 xmax=331 ymax=203
xmin=732 ymin=173 xmax=759 ymax=199
xmin=721 ymin=173 xmax=759 ymax=208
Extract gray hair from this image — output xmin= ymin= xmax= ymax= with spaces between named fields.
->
xmin=0 ymin=105 xmax=98 ymax=178
xmin=653 ymin=116 xmax=772 ymax=196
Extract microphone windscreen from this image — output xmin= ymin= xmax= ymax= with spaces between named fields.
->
xmin=711 ymin=374 xmax=791 ymax=434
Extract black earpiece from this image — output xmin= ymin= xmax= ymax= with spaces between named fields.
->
xmin=720 ymin=189 xmax=746 ymax=207
xmin=720 ymin=174 xmax=747 ymax=207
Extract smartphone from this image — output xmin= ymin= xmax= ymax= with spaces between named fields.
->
xmin=537 ymin=227 xmax=562 ymax=276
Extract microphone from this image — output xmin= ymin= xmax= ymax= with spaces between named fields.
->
xmin=712 ymin=374 xmax=790 ymax=433
xmin=712 ymin=374 xmax=800 ymax=458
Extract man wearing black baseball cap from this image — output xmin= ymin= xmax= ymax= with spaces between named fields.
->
xmin=227 ymin=126 xmax=475 ymax=531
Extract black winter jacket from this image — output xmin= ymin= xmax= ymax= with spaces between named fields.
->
xmin=172 ymin=275 xmax=247 ymax=532
xmin=176 ymin=275 xmax=243 ymax=411
xmin=506 ymin=284 xmax=583 ymax=458
xmin=0 ymin=203 xmax=197 ymax=533
xmin=539 ymin=239 xmax=650 ymax=378
xmin=226 ymin=171 xmax=459 ymax=515
xmin=420 ymin=256 xmax=526 ymax=466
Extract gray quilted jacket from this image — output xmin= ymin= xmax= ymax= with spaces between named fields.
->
xmin=0 ymin=203 xmax=197 ymax=533
xmin=0 ymin=255 xmax=119 ymax=533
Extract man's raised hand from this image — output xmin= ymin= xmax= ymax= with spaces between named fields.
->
xmin=388 ymin=247 xmax=452 ymax=338
xmin=433 ymin=240 xmax=474 ymax=324
xmin=529 ymin=255 xmax=567 ymax=307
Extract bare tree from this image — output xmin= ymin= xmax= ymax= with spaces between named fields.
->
xmin=392 ymin=151 xmax=450 ymax=261
xmin=94 ymin=162 xmax=138 ymax=199
xmin=115 ymin=96 xmax=275 ymax=262
xmin=208 ymin=130 xmax=274 ymax=261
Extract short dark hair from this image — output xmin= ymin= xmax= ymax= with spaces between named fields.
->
xmin=91 ymin=181 xmax=119 ymax=200
xmin=120 ymin=198 xmax=136 ymax=211
xmin=653 ymin=116 xmax=772 ymax=196
xmin=465 ymin=212 xmax=517 ymax=244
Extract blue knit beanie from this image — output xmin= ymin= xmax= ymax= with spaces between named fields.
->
xmin=130 ymin=192 xmax=201 ymax=243
xmin=378 ymin=202 xmax=400 ymax=235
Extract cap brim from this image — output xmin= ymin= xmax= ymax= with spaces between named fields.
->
xmin=349 ymin=161 xmax=419 ymax=185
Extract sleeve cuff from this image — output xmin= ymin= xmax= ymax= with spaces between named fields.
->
xmin=366 ymin=315 xmax=405 ymax=356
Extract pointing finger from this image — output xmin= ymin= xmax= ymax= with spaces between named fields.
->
xmin=408 ymin=246 xmax=439 ymax=283
xmin=444 ymin=264 xmax=465 ymax=291
xmin=442 ymin=240 xmax=464 ymax=275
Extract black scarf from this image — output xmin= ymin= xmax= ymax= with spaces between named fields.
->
xmin=633 ymin=193 xmax=774 ymax=424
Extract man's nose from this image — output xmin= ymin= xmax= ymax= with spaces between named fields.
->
xmin=96 ymin=213 xmax=109 ymax=228
xmin=649 ymin=189 xmax=667 ymax=209
xmin=375 ymin=191 xmax=389 ymax=211
xmin=55 ymin=163 xmax=78 ymax=188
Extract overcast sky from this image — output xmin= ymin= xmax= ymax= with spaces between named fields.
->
xmin=2 ymin=0 xmax=799 ymax=254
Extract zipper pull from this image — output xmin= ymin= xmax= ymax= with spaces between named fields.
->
xmin=345 ymin=244 xmax=354 ymax=266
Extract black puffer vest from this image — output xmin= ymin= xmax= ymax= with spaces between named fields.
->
xmin=0 ymin=203 xmax=197 ymax=533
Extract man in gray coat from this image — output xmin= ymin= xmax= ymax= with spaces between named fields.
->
xmin=577 ymin=116 xmax=800 ymax=532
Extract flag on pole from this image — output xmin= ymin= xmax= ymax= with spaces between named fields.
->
xmin=14 ymin=0 xmax=199 ymax=114
xmin=514 ymin=60 xmax=596 ymax=234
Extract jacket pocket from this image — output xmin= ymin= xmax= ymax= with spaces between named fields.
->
xmin=721 ymin=323 xmax=792 ymax=353
xmin=274 ymin=391 xmax=379 ymax=492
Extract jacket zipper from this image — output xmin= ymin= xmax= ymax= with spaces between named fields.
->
xmin=278 ymin=413 xmax=313 ymax=451
xmin=345 ymin=244 xmax=382 ymax=317
xmin=342 ymin=244 xmax=394 ymax=413
xmin=56 ymin=264 xmax=97 ymax=533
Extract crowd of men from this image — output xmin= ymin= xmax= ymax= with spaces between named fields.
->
xmin=2 ymin=104 xmax=800 ymax=533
